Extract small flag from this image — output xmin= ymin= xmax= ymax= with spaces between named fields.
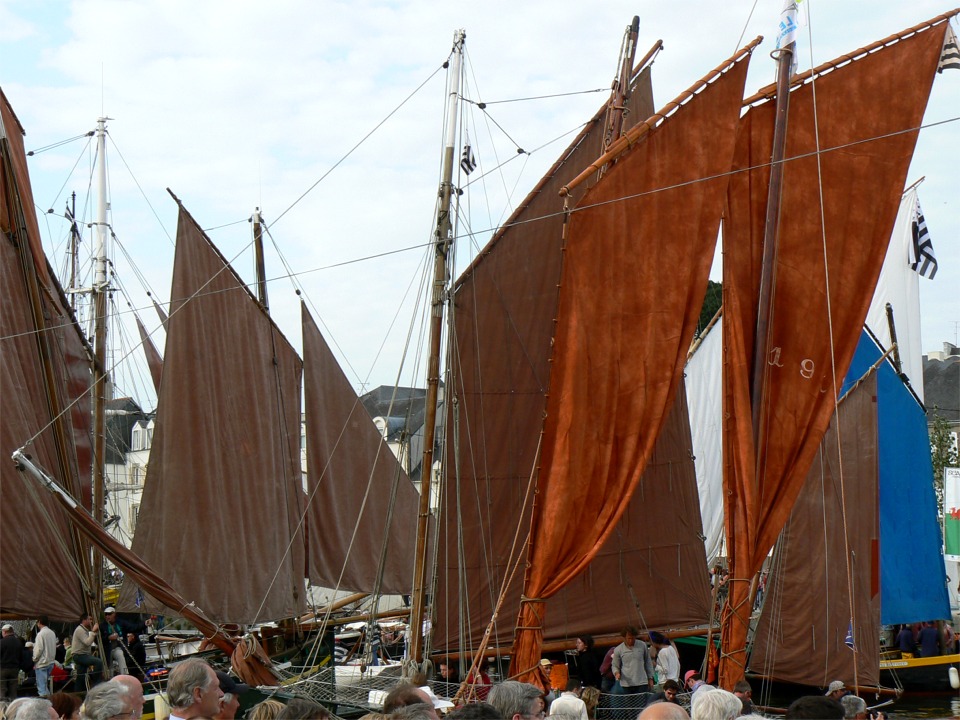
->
xmin=939 ymin=24 xmax=960 ymax=73
xmin=777 ymin=0 xmax=800 ymax=49
xmin=460 ymin=136 xmax=477 ymax=175
xmin=908 ymin=195 xmax=938 ymax=279
xmin=845 ymin=622 xmax=855 ymax=651
xmin=135 ymin=588 xmax=145 ymax=608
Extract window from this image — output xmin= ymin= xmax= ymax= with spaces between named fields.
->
xmin=130 ymin=504 xmax=139 ymax=532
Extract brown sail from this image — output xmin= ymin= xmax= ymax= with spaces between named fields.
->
xmin=718 ymin=15 xmax=951 ymax=687
xmin=119 ymin=199 xmax=306 ymax=624
xmin=301 ymin=303 xmax=419 ymax=594
xmin=1 ymin=90 xmax=91 ymax=620
xmin=510 ymin=44 xmax=754 ymax=681
xmin=750 ymin=375 xmax=880 ymax=689
xmin=135 ymin=314 xmax=163 ymax=393
xmin=433 ymin=65 xmax=659 ymax=654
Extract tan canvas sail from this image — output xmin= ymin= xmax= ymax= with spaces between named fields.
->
xmin=135 ymin=315 xmax=163 ymax=393
xmin=1 ymin=90 xmax=91 ymax=620
xmin=433 ymin=65 xmax=658 ymax=654
xmin=719 ymin=15 xmax=951 ymax=687
xmin=750 ymin=375 xmax=880 ymax=689
xmin=301 ymin=303 xmax=419 ymax=594
xmin=119 ymin=200 xmax=306 ymax=624
xmin=510 ymin=43 xmax=754 ymax=681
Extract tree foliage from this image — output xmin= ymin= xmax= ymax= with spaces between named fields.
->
xmin=697 ymin=280 xmax=722 ymax=338
xmin=930 ymin=408 xmax=959 ymax=512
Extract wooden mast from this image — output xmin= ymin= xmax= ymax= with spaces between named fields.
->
xmin=252 ymin=208 xmax=269 ymax=309
xmin=600 ymin=16 xmax=640 ymax=164
xmin=409 ymin=28 xmax=465 ymax=666
xmin=721 ymin=6 xmax=796 ymax=690
xmin=91 ymin=116 xmax=110 ymax=613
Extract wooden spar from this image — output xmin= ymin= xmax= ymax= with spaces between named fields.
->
xmin=561 ymin=36 xmax=763 ymax=197
xmin=750 ymin=43 xmax=794 ymax=445
xmin=297 ymin=592 xmax=369 ymax=623
xmin=599 ymin=16 xmax=640 ymax=167
xmin=409 ymin=29 xmax=465 ymax=665
xmin=252 ymin=208 xmax=269 ymax=309
xmin=12 ymin=452 xmax=238 ymax=658
xmin=885 ymin=304 xmax=903 ymax=377
xmin=302 ymin=607 xmax=410 ymax=628
xmin=742 ymin=10 xmax=960 ymax=105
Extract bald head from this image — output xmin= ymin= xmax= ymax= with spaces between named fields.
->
xmin=638 ymin=703 xmax=691 ymax=720
xmin=112 ymin=676 xmax=145 ymax=718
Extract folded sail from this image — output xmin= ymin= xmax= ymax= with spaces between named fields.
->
xmin=750 ymin=374 xmax=880 ymax=689
xmin=119 ymin=201 xmax=306 ymax=624
xmin=719 ymin=17 xmax=950 ymax=686
xmin=1 ymin=90 xmax=91 ymax=620
xmin=510 ymin=46 xmax=754 ymax=678
xmin=301 ymin=304 xmax=419 ymax=594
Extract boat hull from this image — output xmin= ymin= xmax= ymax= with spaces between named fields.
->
xmin=879 ymin=653 xmax=960 ymax=693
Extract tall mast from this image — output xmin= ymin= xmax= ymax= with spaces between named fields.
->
xmin=91 ymin=116 xmax=111 ymax=609
xmin=601 ymin=16 xmax=640 ymax=161
xmin=409 ymin=28 xmax=465 ymax=666
xmin=252 ymin=208 xmax=269 ymax=309
xmin=68 ymin=192 xmax=80 ymax=310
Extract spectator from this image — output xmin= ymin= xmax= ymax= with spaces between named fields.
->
xmin=690 ymin=689 xmax=741 ymax=720
xmin=248 ymin=700 xmax=285 ymax=720
xmin=274 ymin=699 xmax=331 ymax=720
xmin=638 ymin=703 xmax=690 ymax=719
xmin=13 ymin=699 xmax=57 ymax=720
xmin=445 ymin=704 xmax=500 ymax=719
xmin=166 ymin=659 xmax=222 ymax=720
xmin=785 ymin=696 xmax=844 ymax=719
xmin=47 ymin=694 xmax=79 ymax=720
xmin=32 ymin=618 xmax=57 ymax=698
xmin=488 ymin=681 xmax=545 ymax=720
xmin=79 ymin=683 xmax=127 ymax=720
xmin=732 ymin=680 xmax=754 ymax=715
xmin=1 ymin=625 xmax=22 ymax=700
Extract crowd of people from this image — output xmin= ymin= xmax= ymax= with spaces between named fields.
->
xmin=0 ymin=611 xmax=154 ymax=701
xmin=0 ymin=621 xmax=911 ymax=720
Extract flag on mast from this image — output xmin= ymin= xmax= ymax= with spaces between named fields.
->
xmin=460 ymin=132 xmax=477 ymax=175
xmin=907 ymin=195 xmax=938 ymax=279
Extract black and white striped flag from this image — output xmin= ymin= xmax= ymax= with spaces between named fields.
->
xmin=460 ymin=137 xmax=477 ymax=175
xmin=939 ymin=24 xmax=960 ymax=73
xmin=908 ymin=195 xmax=938 ymax=279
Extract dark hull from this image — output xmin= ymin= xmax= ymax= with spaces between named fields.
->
xmin=879 ymin=654 xmax=960 ymax=694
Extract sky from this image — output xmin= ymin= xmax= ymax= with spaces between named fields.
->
xmin=3 ymin=0 xmax=958 ymax=413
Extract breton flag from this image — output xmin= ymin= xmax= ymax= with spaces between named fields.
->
xmin=460 ymin=134 xmax=477 ymax=175
xmin=939 ymin=23 xmax=960 ymax=73
xmin=908 ymin=195 xmax=938 ymax=279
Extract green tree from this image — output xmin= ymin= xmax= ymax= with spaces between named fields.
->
xmin=697 ymin=280 xmax=722 ymax=338
xmin=930 ymin=408 xmax=958 ymax=513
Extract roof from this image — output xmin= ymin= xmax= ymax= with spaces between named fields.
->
xmin=923 ymin=354 xmax=959 ymax=423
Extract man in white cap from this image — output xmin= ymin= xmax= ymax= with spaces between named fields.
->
xmin=824 ymin=680 xmax=847 ymax=701
xmin=100 ymin=608 xmax=127 ymax=677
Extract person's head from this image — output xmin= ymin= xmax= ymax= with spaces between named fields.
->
xmin=563 ymin=679 xmax=581 ymax=695
xmin=80 ymin=683 xmax=128 ymax=720
xmin=48 ymin=694 xmax=81 ymax=720
xmin=683 ymin=670 xmax=701 ymax=691
xmin=1 ymin=624 xmax=12 ymax=637
xmin=662 ymin=679 xmax=681 ymax=703
xmin=622 ymin=626 xmax=639 ymax=647
xmin=785 ymin=696 xmax=845 ymax=719
xmin=581 ymin=687 xmax=600 ymax=717
xmin=389 ymin=706 xmax=436 ymax=720
xmin=575 ymin=635 xmax=594 ymax=652
xmin=112 ymin=676 xmax=145 ymax=718
xmin=637 ymin=703 xmax=690 ymax=720
xmin=824 ymin=681 xmax=847 ymax=701
xmin=214 ymin=671 xmax=250 ymax=720
xmin=166 ymin=659 xmax=222 ymax=717
xmin=247 ymin=700 xmax=286 ymax=720
xmin=383 ymin=683 xmax=433 ymax=714
xmin=690 ymin=689 xmax=742 ymax=720
xmin=839 ymin=696 xmax=868 ymax=720
xmin=488 ymin=681 xmax=544 ymax=720
xmin=438 ymin=661 xmax=458 ymax=681
xmin=103 ymin=608 xmax=117 ymax=622
xmin=733 ymin=680 xmax=752 ymax=699
xmin=539 ymin=658 xmax=552 ymax=676
xmin=648 ymin=631 xmax=668 ymax=649
xmin=444 ymin=703 xmax=501 ymax=719
xmin=37 ymin=616 xmax=49 ymax=628
xmin=79 ymin=615 xmax=94 ymax=630
xmin=125 ymin=632 xmax=138 ymax=645
xmin=274 ymin=698 xmax=331 ymax=720
xmin=14 ymin=699 xmax=57 ymax=720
